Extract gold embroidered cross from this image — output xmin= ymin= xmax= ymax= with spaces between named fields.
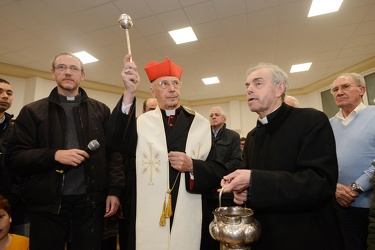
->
xmin=141 ymin=142 xmax=161 ymax=185
xmin=190 ymin=142 xmax=205 ymax=160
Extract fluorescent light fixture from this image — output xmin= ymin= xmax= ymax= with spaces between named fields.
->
xmin=308 ymin=0 xmax=343 ymax=17
xmin=202 ymin=77 xmax=220 ymax=85
xmin=169 ymin=27 xmax=197 ymax=44
xmin=290 ymin=62 xmax=312 ymax=73
xmin=73 ymin=51 xmax=98 ymax=64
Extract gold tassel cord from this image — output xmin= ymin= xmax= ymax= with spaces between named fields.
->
xmin=159 ymin=196 xmax=167 ymax=226
xmin=166 ymin=190 xmax=173 ymax=218
xmin=159 ymin=172 xmax=180 ymax=227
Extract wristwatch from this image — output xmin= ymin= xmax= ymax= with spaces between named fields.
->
xmin=350 ymin=182 xmax=364 ymax=194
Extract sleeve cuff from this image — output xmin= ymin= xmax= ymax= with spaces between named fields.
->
xmin=121 ymin=102 xmax=133 ymax=114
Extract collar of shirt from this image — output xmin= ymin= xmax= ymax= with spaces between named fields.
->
xmin=162 ymin=106 xmax=183 ymax=117
xmin=258 ymin=104 xmax=282 ymax=125
xmin=162 ymin=107 xmax=182 ymax=128
xmin=335 ymin=102 xmax=366 ymax=125
xmin=258 ymin=116 xmax=268 ymax=125
xmin=58 ymin=92 xmax=82 ymax=103
xmin=212 ymin=128 xmax=221 ymax=137
xmin=165 ymin=109 xmax=176 ymax=116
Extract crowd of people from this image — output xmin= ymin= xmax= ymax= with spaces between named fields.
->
xmin=0 ymin=51 xmax=374 ymax=250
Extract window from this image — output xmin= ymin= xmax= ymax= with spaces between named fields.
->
xmin=321 ymin=89 xmax=338 ymax=118
xmin=365 ymin=72 xmax=375 ymax=105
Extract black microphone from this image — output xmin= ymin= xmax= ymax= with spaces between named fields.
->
xmin=56 ymin=140 xmax=100 ymax=174
xmin=84 ymin=139 xmax=100 ymax=155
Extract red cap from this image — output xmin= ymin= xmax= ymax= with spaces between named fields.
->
xmin=144 ymin=56 xmax=183 ymax=82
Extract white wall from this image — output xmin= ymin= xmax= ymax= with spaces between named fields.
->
xmin=1 ymin=74 xmax=326 ymax=138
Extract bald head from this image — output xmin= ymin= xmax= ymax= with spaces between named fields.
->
xmin=284 ymin=95 xmax=299 ymax=107
xmin=142 ymin=98 xmax=158 ymax=113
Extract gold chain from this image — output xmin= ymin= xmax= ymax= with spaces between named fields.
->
xmin=168 ymin=172 xmax=180 ymax=193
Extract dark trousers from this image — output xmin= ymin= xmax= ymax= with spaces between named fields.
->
xmin=29 ymin=194 xmax=105 ymax=250
xmin=101 ymin=236 xmax=117 ymax=250
xmin=118 ymin=217 xmax=127 ymax=250
xmin=338 ymin=206 xmax=369 ymax=250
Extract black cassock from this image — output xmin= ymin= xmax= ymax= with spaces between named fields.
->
xmin=242 ymin=103 xmax=344 ymax=250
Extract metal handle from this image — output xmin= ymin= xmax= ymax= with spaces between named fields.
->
xmin=125 ymin=29 xmax=132 ymax=62
xmin=219 ymin=185 xmax=226 ymax=208
xmin=220 ymin=185 xmax=248 ymax=208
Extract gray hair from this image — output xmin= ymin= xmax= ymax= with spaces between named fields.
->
xmin=330 ymin=73 xmax=366 ymax=89
xmin=51 ymin=52 xmax=85 ymax=72
xmin=246 ymin=62 xmax=289 ymax=96
xmin=209 ymin=106 xmax=226 ymax=119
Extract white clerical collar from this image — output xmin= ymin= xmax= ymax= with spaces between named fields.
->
xmin=58 ymin=92 xmax=81 ymax=102
xmin=258 ymin=116 xmax=268 ymax=125
xmin=258 ymin=104 xmax=282 ymax=125
xmin=165 ymin=109 xmax=176 ymax=116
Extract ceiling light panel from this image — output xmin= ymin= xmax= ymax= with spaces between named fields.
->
xmin=169 ymin=27 xmax=198 ymax=44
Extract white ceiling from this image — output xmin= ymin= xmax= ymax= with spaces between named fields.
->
xmin=0 ymin=0 xmax=375 ymax=102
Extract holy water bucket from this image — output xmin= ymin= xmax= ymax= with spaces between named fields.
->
xmin=209 ymin=186 xmax=261 ymax=250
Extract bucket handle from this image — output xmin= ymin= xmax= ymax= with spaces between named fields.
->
xmin=219 ymin=185 xmax=247 ymax=208
xmin=219 ymin=185 xmax=226 ymax=208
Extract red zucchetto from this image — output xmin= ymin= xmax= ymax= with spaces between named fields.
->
xmin=144 ymin=56 xmax=183 ymax=82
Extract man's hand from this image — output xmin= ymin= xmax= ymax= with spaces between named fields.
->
xmin=104 ymin=195 xmax=120 ymax=218
xmin=233 ymin=189 xmax=248 ymax=205
xmin=221 ymin=169 xmax=251 ymax=193
xmin=335 ymin=183 xmax=357 ymax=207
xmin=168 ymin=151 xmax=193 ymax=173
xmin=121 ymin=54 xmax=140 ymax=105
xmin=55 ymin=149 xmax=90 ymax=167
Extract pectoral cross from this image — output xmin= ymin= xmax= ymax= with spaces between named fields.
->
xmin=190 ymin=142 xmax=204 ymax=160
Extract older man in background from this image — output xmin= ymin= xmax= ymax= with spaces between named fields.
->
xmin=207 ymin=106 xmax=242 ymax=249
xmin=330 ymin=73 xmax=375 ymax=250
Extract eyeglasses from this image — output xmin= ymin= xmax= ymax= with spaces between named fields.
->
xmin=54 ymin=64 xmax=82 ymax=73
xmin=331 ymin=84 xmax=360 ymax=95
xmin=158 ymin=80 xmax=182 ymax=89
